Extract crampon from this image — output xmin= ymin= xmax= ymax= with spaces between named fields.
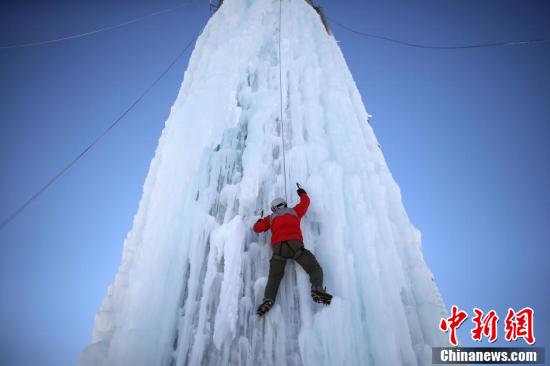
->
xmin=256 ymin=299 xmax=273 ymax=317
xmin=311 ymin=287 xmax=332 ymax=305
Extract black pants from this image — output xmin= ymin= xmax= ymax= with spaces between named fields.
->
xmin=264 ymin=239 xmax=323 ymax=301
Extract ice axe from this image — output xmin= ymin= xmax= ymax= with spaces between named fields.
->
xmin=296 ymin=182 xmax=307 ymax=193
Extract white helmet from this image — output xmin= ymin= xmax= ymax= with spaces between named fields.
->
xmin=270 ymin=197 xmax=287 ymax=212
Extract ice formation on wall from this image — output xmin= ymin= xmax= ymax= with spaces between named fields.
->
xmin=79 ymin=0 xmax=449 ymax=365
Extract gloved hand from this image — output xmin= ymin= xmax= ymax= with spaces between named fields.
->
xmin=297 ymin=187 xmax=307 ymax=195
xmin=256 ymin=210 xmax=264 ymax=223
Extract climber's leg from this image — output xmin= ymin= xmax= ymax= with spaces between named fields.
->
xmin=263 ymin=245 xmax=287 ymax=302
xmin=291 ymin=240 xmax=323 ymax=289
xmin=290 ymin=240 xmax=332 ymax=304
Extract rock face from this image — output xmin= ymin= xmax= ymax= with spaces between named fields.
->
xmin=79 ymin=0 xmax=449 ymax=365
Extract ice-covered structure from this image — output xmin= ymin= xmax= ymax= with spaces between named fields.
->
xmin=79 ymin=0 xmax=449 ymax=365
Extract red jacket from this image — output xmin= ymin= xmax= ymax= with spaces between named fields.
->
xmin=253 ymin=193 xmax=310 ymax=244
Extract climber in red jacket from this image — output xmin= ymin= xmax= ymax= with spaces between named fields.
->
xmin=253 ymin=184 xmax=332 ymax=316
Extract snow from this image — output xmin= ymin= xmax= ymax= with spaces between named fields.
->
xmin=79 ymin=0 xmax=449 ymax=365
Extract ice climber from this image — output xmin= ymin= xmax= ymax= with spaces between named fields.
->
xmin=253 ymin=185 xmax=332 ymax=316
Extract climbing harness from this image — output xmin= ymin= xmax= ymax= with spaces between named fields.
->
xmin=271 ymin=241 xmax=306 ymax=262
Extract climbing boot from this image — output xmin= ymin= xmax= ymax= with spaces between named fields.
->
xmin=256 ymin=299 xmax=274 ymax=317
xmin=311 ymin=287 xmax=332 ymax=305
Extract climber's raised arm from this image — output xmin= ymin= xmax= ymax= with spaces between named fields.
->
xmin=293 ymin=186 xmax=310 ymax=218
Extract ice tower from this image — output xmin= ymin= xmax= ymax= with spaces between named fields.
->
xmin=79 ymin=0 xmax=449 ymax=364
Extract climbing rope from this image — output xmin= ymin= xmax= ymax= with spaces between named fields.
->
xmin=278 ymin=0 xmax=288 ymax=202
xmin=0 ymin=34 xmax=200 ymax=231
xmin=328 ymin=17 xmax=550 ymax=50
xmin=0 ymin=2 xmax=192 ymax=50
